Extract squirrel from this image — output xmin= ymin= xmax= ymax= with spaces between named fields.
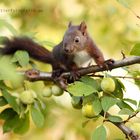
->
xmin=0 ymin=21 xmax=113 ymax=80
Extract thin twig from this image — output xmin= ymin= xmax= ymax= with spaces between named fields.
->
xmin=105 ymin=113 xmax=140 ymax=140
xmin=91 ymin=74 xmax=140 ymax=80
xmin=124 ymin=111 xmax=139 ymax=124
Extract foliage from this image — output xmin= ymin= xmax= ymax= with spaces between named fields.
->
xmin=0 ymin=0 xmax=140 ymax=139
xmin=0 ymin=41 xmax=140 ymax=139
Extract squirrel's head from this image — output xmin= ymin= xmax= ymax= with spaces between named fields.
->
xmin=62 ymin=21 xmax=88 ymax=55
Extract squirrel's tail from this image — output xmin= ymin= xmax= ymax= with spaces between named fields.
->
xmin=0 ymin=37 xmax=53 ymax=64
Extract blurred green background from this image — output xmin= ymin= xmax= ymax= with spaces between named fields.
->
xmin=0 ymin=0 xmax=140 ymax=140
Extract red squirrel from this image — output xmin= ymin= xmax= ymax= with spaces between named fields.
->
xmin=0 ymin=21 xmax=113 ymax=79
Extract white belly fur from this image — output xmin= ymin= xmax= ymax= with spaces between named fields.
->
xmin=73 ymin=51 xmax=93 ymax=67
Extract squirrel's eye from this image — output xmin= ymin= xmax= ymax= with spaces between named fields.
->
xmin=74 ymin=36 xmax=80 ymax=43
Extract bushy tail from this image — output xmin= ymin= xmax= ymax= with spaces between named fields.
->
xmin=0 ymin=37 xmax=53 ymax=64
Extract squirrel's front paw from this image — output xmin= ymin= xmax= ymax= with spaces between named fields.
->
xmin=103 ymin=59 xmax=115 ymax=70
xmin=68 ymin=70 xmax=81 ymax=83
xmin=52 ymin=69 xmax=63 ymax=78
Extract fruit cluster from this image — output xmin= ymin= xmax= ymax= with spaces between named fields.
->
xmin=13 ymin=77 xmax=116 ymax=119
xmin=71 ymin=77 xmax=116 ymax=118
xmin=13 ymin=85 xmax=64 ymax=105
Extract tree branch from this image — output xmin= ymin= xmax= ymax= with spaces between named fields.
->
xmin=105 ymin=113 xmax=140 ymax=140
xmin=114 ymin=122 xmax=140 ymax=140
xmin=21 ymin=56 xmax=140 ymax=140
xmin=23 ymin=56 xmax=140 ymax=81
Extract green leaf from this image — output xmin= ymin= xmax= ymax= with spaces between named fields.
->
xmin=0 ymin=57 xmax=17 ymax=80
xmin=83 ymin=94 xmax=95 ymax=104
xmin=130 ymin=43 xmax=140 ymax=56
xmin=123 ymin=98 xmax=137 ymax=106
xmin=36 ymin=100 xmax=48 ymax=117
xmin=2 ymin=111 xmax=29 ymax=134
xmin=91 ymin=125 xmax=107 ymax=140
xmin=101 ymin=96 xmax=118 ymax=112
xmin=108 ymin=115 xmax=123 ymax=122
xmin=0 ymin=81 xmax=7 ymax=89
xmin=13 ymin=113 xmax=30 ymax=134
xmin=0 ymin=19 xmax=18 ymax=36
xmin=31 ymin=105 xmax=45 ymax=128
xmin=3 ymin=115 xmax=19 ymax=133
xmin=0 ymin=96 xmax=8 ymax=106
xmin=119 ymin=108 xmax=134 ymax=115
xmin=80 ymin=76 xmax=101 ymax=91
xmin=2 ymin=89 xmax=20 ymax=113
xmin=0 ymin=108 xmax=17 ymax=120
xmin=112 ymin=79 xmax=125 ymax=99
xmin=116 ymin=0 xmax=129 ymax=8
xmin=117 ymin=100 xmax=134 ymax=111
xmin=67 ymin=81 xmax=97 ymax=96
xmin=117 ymin=79 xmax=125 ymax=90
xmin=92 ymin=98 xmax=102 ymax=115
xmin=13 ymin=51 xmax=29 ymax=67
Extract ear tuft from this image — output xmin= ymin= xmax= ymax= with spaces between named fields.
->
xmin=79 ymin=21 xmax=87 ymax=35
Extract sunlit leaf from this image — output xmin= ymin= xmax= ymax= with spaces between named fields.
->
xmin=2 ymin=89 xmax=20 ymax=113
xmin=92 ymin=98 xmax=102 ymax=115
xmin=31 ymin=105 xmax=45 ymax=128
xmin=91 ymin=125 xmax=107 ymax=140
xmin=117 ymin=100 xmax=134 ymax=111
xmin=112 ymin=79 xmax=125 ymax=99
xmin=123 ymin=98 xmax=137 ymax=106
xmin=80 ymin=76 xmax=101 ymax=91
xmin=119 ymin=108 xmax=134 ymax=115
xmin=67 ymin=81 xmax=97 ymax=96
xmin=130 ymin=43 xmax=140 ymax=56
xmin=108 ymin=115 xmax=123 ymax=122
xmin=101 ymin=96 xmax=118 ymax=112
xmin=0 ymin=57 xmax=17 ymax=80
xmin=13 ymin=50 xmax=29 ymax=67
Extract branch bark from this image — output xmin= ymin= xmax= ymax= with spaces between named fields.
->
xmin=105 ymin=113 xmax=140 ymax=140
xmin=115 ymin=123 xmax=140 ymax=140
xmin=21 ymin=56 xmax=140 ymax=140
xmin=23 ymin=56 xmax=140 ymax=81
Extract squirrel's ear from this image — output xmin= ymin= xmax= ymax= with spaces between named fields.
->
xmin=68 ymin=21 xmax=72 ymax=28
xmin=79 ymin=21 xmax=87 ymax=35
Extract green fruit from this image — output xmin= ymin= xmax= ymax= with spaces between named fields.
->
xmin=71 ymin=97 xmax=82 ymax=109
xmin=19 ymin=90 xmax=36 ymax=104
xmin=130 ymin=123 xmax=140 ymax=135
xmin=51 ymin=85 xmax=63 ymax=96
xmin=82 ymin=103 xmax=95 ymax=118
xmin=101 ymin=77 xmax=115 ymax=93
xmin=42 ymin=87 xmax=52 ymax=97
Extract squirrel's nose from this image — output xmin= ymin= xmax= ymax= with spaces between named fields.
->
xmin=64 ymin=47 xmax=69 ymax=53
